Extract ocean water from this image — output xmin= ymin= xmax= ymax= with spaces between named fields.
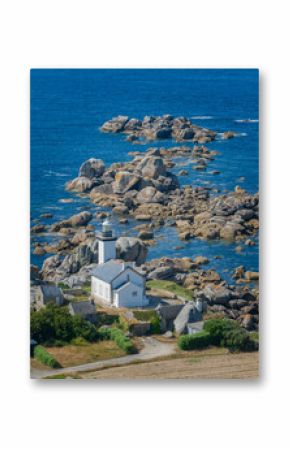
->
xmin=31 ymin=69 xmax=259 ymax=281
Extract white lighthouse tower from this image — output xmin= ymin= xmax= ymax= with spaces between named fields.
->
xmin=98 ymin=218 xmax=117 ymax=264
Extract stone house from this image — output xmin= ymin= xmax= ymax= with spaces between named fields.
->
xmin=36 ymin=284 xmax=64 ymax=308
xmin=68 ymin=300 xmax=98 ymax=324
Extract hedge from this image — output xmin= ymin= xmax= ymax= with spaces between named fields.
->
xmin=98 ymin=327 xmax=137 ymax=354
xmin=204 ymin=319 xmax=258 ymax=352
xmin=178 ymin=331 xmax=212 ymax=350
xmin=34 ymin=345 xmax=61 ymax=368
xmin=178 ymin=319 xmax=259 ymax=352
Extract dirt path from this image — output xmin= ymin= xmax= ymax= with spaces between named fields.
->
xmin=31 ymin=337 xmax=176 ymax=379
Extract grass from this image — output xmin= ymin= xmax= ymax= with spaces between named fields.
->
xmin=146 ymin=280 xmax=193 ymax=300
xmin=44 ymin=340 xmax=126 ymax=368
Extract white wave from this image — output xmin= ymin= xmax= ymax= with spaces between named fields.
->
xmin=191 ymin=115 xmax=214 ymax=120
xmin=43 ymin=170 xmax=69 ymax=177
xmin=234 ymin=119 xmax=259 ymax=123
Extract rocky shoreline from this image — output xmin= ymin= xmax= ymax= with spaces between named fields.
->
xmin=31 ymin=113 xmax=259 ymax=330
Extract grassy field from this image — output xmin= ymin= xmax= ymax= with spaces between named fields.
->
xmin=146 ymin=280 xmax=193 ymax=300
xmin=77 ymin=350 xmax=259 ymax=379
xmin=44 ymin=347 xmax=259 ymax=379
xmin=31 ymin=340 xmax=126 ymax=369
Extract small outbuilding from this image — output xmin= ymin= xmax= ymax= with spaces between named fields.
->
xmin=173 ymin=299 xmax=205 ymax=335
xmin=36 ymin=284 xmax=64 ymax=308
xmin=68 ymin=300 xmax=98 ymax=324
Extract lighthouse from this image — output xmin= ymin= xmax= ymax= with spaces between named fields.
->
xmin=98 ymin=218 xmax=117 ymax=264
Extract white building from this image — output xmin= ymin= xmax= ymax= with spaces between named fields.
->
xmin=91 ymin=219 xmax=148 ymax=308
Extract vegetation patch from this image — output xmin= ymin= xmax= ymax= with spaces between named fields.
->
xmin=99 ymin=327 xmax=137 ymax=354
xmin=34 ymin=345 xmax=61 ymax=368
xmin=178 ymin=331 xmax=212 ymax=350
xmin=133 ymin=310 xmax=161 ymax=334
xmin=178 ymin=319 xmax=259 ymax=352
xmin=46 ymin=340 xmax=126 ymax=367
xmin=146 ymin=280 xmax=193 ymax=301
xmin=31 ymin=303 xmax=98 ymax=345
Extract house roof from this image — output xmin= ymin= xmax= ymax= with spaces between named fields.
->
xmin=92 ymin=260 xmax=144 ymax=284
xmin=156 ymin=304 xmax=183 ymax=320
xmin=174 ymin=302 xmax=203 ymax=335
xmin=69 ymin=301 xmax=97 ymax=316
xmin=114 ymin=281 xmax=140 ymax=292
xmin=91 ymin=260 xmax=125 ymax=283
xmin=40 ymin=284 xmax=63 ymax=298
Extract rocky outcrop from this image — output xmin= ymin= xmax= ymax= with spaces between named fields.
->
xmin=112 ymin=171 xmax=140 ymax=194
xmin=66 ymin=176 xmax=97 ymax=193
xmin=78 ymin=158 xmax=105 ymax=179
xmin=136 ymin=186 xmax=165 ymax=204
xmin=50 ymin=211 xmax=93 ymax=232
xmin=101 ymin=114 xmax=224 ymax=144
xmin=116 ymin=237 xmax=148 ymax=265
xmin=137 ymin=156 xmax=166 ymax=179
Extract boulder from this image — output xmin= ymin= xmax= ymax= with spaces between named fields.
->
xmin=50 ymin=211 xmax=93 ymax=232
xmin=138 ymin=230 xmax=154 ymax=240
xmin=112 ymin=171 xmax=140 ymax=194
xmin=41 ymin=239 xmax=99 ymax=282
xmin=116 ymin=237 xmax=148 ymax=265
xmin=137 ymin=156 xmax=166 ymax=179
xmin=245 ymin=271 xmax=259 ymax=281
xmin=66 ymin=176 xmax=96 ymax=193
xmin=148 ymin=266 xmax=175 ymax=280
xmin=78 ymin=158 xmax=105 ymax=179
xmin=136 ymin=186 xmax=164 ymax=204
xmin=101 ymin=115 xmax=129 ymax=133
xmin=31 ymin=224 xmax=46 ymax=234
xmin=193 ymin=256 xmax=209 ymax=266
xmin=200 ymin=285 xmax=232 ymax=305
xmin=112 ymin=205 xmax=129 ymax=215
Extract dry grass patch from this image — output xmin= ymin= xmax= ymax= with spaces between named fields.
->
xmin=46 ymin=341 xmax=126 ymax=368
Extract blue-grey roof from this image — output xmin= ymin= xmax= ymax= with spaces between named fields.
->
xmin=69 ymin=301 xmax=96 ymax=316
xmin=40 ymin=284 xmax=63 ymax=299
xmin=91 ymin=260 xmax=124 ymax=283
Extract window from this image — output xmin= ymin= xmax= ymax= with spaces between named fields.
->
xmin=132 ymin=291 xmax=137 ymax=297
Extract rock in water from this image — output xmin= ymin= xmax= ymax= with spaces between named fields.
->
xmin=78 ymin=158 xmax=105 ymax=179
xmin=137 ymin=156 xmax=166 ymax=179
xmin=116 ymin=237 xmax=148 ymax=265
xmin=65 ymin=176 xmax=97 ymax=193
xmin=112 ymin=171 xmax=140 ymax=194
xmin=50 ymin=211 xmax=93 ymax=232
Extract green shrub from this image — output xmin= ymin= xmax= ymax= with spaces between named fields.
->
xmin=150 ymin=315 xmax=161 ymax=334
xmin=30 ymin=303 xmax=98 ymax=345
xmin=34 ymin=345 xmax=61 ymax=368
xmin=178 ymin=331 xmax=212 ymax=350
xmin=203 ymin=319 xmax=239 ymax=345
xmin=98 ymin=327 xmax=137 ymax=354
xmin=71 ymin=336 xmax=89 ymax=346
xmin=133 ymin=310 xmax=161 ymax=334
xmin=204 ymin=318 xmax=258 ymax=352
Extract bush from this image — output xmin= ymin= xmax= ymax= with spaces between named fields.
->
xmin=178 ymin=331 xmax=212 ymax=350
xmin=150 ymin=315 xmax=161 ymax=334
xmin=98 ymin=327 xmax=137 ymax=354
xmin=30 ymin=303 xmax=98 ymax=345
xmin=204 ymin=318 xmax=258 ymax=352
xmin=203 ymin=319 xmax=239 ymax=345
xmin=133 ymin=310 xmax=161 ymax=334
xmin=34 ymin=345 xmax=61 ymax=368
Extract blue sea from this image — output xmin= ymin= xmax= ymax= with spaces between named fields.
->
xmin=31 ymin=69 xmax=259 ymax=281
